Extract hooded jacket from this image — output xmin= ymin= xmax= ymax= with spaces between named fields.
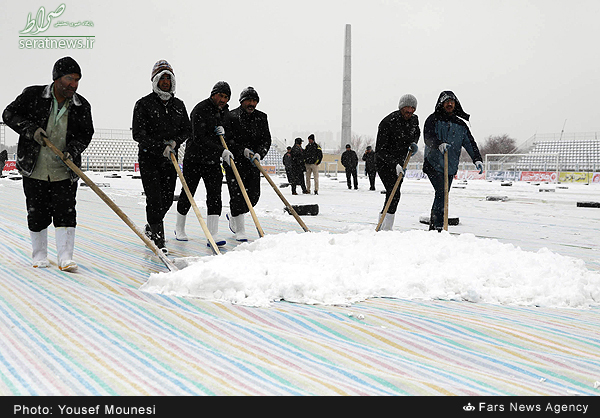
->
xmin=423 ymin=91 xmax=482 ymax=176
xmin=2 ymin=84 xmax=94 ymax=181
xmin=132 ymin=91 xmax=191 ymax=161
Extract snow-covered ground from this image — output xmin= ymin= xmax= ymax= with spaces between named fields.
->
xmin=1 ymin=168 xmax=599 ymax=396
xmin=46 ymin=168 xmax=599 ymax=309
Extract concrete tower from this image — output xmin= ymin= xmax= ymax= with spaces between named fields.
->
xmin=341 ymin=24 xmax=351 ymax=149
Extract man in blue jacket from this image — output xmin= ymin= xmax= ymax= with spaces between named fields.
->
xmin=2 ymin=57 xmax=94 ymax=271
xmin=423 ymin=91 xmax=483 ymax=231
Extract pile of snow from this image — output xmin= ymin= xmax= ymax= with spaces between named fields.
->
xmin=140 ymin=229 xmax=600 ymax=309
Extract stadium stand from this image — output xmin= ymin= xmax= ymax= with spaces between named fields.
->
xmin=81 ymin=128 xmax=286 ymax=172
xmin=516 ymin=134 xmax=600 ymax=172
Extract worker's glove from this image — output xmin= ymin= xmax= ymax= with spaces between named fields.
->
xmin=163 ymin=140 xmax=176 ymax=159
xmin=33 ymin=128 xmax=47 ymax=146
xmin=221 ymin=149 xmax=233 ymax=166
xmin=475 ymin=161 xmax=484 ymax=175
xmin=438 ymin=143 xmax=450 ymax=154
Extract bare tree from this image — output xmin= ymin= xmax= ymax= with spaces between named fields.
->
xmin=479 ymin=134 xmax=517 ymax=157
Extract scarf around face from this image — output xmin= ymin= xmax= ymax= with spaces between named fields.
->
xmin=152 ymin=70 xmax=176 ymax=101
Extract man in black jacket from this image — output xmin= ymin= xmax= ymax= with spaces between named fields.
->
xmin=362 ymin=146 xmax=376 ymax=191
xmin=2 ymin=57 xmax=94 ymax=271
xmin=304 ymin=133 xmax=322 ymax=195
xmin=341 ymin=144 xmax=358 ymax=190
xmin=175 ymin=81 xmax=232 ymax=247
xmin=375 ymin=94 xmax=420 ymax=230
xmin=223 ymin=87 xmax=271 ymax=241
xmin=290 ymin=138 xmax=308 ymax=195
xmin=132 ymin=60 xmax=191 ymax=254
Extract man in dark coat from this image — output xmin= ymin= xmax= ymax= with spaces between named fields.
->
xmin=362 ymin=146 xmax=376 ymax=191
xmin=283 ymin=146 xmax=293 ymax=184
xmin=304 ymin=133 xmax=322 ymax=194
xmin=132 ymin=60 xmax=191 ymax=253
xmin=174 ymin=81 xmax=232 ymax=247
xmin=222 ymin=86 xmax=271 ymax=241
xmin=375 ymin=94 xmax=420 ymax=230
xmin=423 ymin=90 xmax=483 ymax=231
xmin=289 ymin=138 xmax=308 ymax=195
xmin=341 ymin=144 xmax=358 ymax=189
xmin=2 ymin=56 xmax=94 ymax=271
xmin=0 ymin=150 xmax=8 ymax=171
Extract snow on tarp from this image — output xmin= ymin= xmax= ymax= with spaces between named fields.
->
xmin=140 ymin=229 xmax=600 ymax=309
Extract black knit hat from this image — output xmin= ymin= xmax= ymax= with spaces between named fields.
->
xmin=211 ymin=81 xmax=231 ymax=98
xmin=239 ymin=86 xmax=260 ymax=103
xmin=52 ymin=57 xmax=81 ymax=80
xmin=295 ymin=137 xmax=303 ymax=144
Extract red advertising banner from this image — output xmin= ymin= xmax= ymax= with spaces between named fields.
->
xmin=519 ymin=171 xmax=557 ymax=182
xmin=2 ymin=160 xmax=16 ymax=172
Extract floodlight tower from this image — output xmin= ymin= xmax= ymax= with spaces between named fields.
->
xmin=341 ymin=24 xmax=351 ymax=149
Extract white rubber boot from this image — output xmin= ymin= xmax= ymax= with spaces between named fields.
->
xmin=175 ymin=212 xmax=188 ymax=241
xmin=30 ymin=229 xmax=50 ymax=268
xmin=228 ymin=213 xmax=248 ymax=242
xmin=379 ymin=213 xmax=396 ymax=231
xmin=207 ymin=214 xmax=226 ymax=247
xmin=56 ymin=227 xmax=77 ymax=272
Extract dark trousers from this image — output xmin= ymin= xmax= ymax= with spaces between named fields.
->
xmin=224 ymin=159 xmax=261 ymax=217
xmin=377 ymin=165 xmax=404 ymax=215
xmin=367 ymin=171 xmax=376 ymax=190
xmin=427 ymin=169 xmax=454 ymax=230
xmin=139 ymin=157 xmax=177 ymax=225
xmin=290 ymin=168 xmax=307 ymax=194
xmin=176 ymin=161 xmax=223 ymax=216
xmin=345 ymin=167 xmax=358 ymax=189
xmin=22 ymin=176 xmax=78 ymax=232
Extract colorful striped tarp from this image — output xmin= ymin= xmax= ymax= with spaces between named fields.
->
xmin=0 ymin=178 xmax=599 ymax=395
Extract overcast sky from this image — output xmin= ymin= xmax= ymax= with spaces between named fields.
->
xmin=1 ymin=0 xmax=599 ymax=150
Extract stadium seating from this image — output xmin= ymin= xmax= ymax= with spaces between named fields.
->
xmin=518 ymin=139 xmax=600 ymax=171
xmin=81 ymin=129 xmax=286 ymax=172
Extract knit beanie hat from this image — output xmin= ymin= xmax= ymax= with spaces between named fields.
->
xmin=151 ymin=60 xmax=174 ymax=80
xmin=52 ymin=57 xmax=81 ymax=80
xmin=398 ymin=94 xmax=417 ymax=110
xmin=239 ymin=86 xmax=260 ymax=103
xmin=211 ymin=81 xmax=231 ymax=98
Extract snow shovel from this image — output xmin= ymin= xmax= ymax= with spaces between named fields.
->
xmin=443 ymin=151 xmax=449 ymax=231
xmin=217 ymin=134 xmax=265 ymax=238
xmin=169 ymin=152 xmax=221 ymax=255
xmin=41 ymin=134 xmax=178 ymax=272
xmin=249 ymin=153 xmax=310 ymax=232
xmin=375 ymin=151 xmax=411 ymax=232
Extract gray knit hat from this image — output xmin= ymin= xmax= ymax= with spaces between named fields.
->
xmin=398 ymin=94 xmax=417 ymax=110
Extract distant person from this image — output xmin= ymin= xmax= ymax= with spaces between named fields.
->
xmin=132 ymin=60 xmax=191 ymax=253
xmin=283 ymin=145 xmax=293 ymax=184
xmin=175 ymin=81 xmax=232 ymax=247
xmin=362 ymin=146 xmax=376 ymax=191
xmin=375 ymin=94 xmax=420 ymax=230
xmin=289 ymin=138 xmax=308 ymax=195
xmin=0 ymin=150 xmax=7 ymax=171
xmin=222 ymin=86 xmax=271 ymax=241
xmin=304 ymin=133 xmax=323 ymax=195
xmin=2 ymin=56 xmax=94 ymax=271
xmin=423 ymin=90 xmax=483 ymax=231
xmin=341 ymin=143 xmax=358 ymax=190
